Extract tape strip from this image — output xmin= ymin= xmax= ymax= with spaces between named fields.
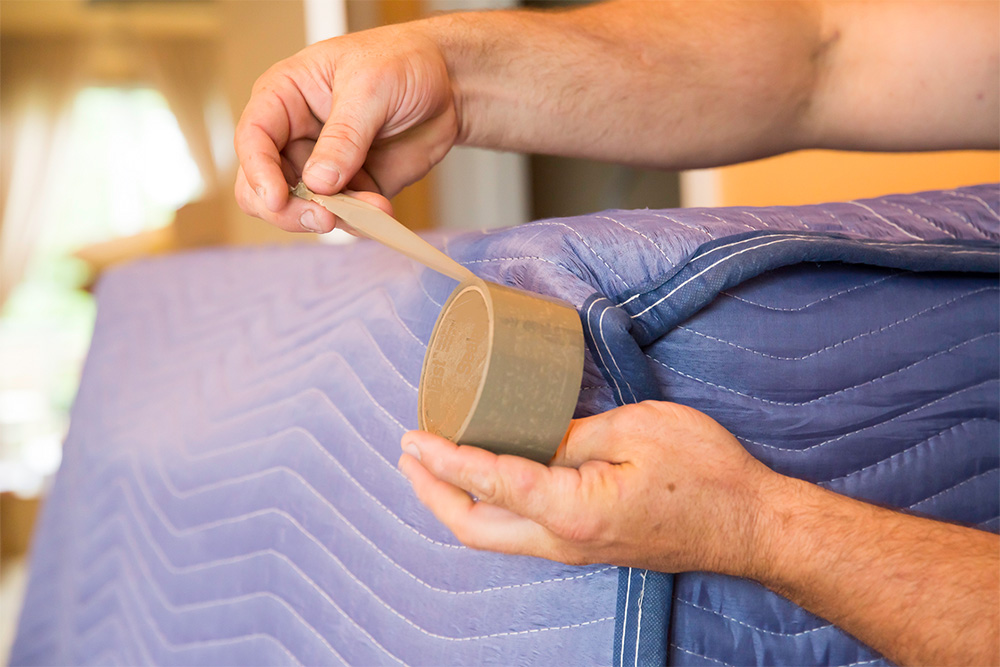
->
xmin=292 ymin=183 xmax=480 ymax=284
xmin=294 ymin=183 xmax=584 ymax=461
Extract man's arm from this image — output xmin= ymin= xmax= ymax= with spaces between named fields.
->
xmin=234 ymin=0 xmax=999 ymax=231
xmin=439 ymin=0 xmax=999 ymax=164
xmin=398 ymin=401 xmax=1000 ymax=666
xmin=756 ymin=475 xmax=999 ymax=666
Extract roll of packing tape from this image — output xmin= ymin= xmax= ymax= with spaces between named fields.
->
xmin=293 ymin=184 xmax=584 ymax=462
xmin=419 ymin=280 xmax=584 ymax=463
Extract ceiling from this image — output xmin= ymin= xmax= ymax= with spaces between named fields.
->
xmin=0 ymin=0 xmax=220 ymax=39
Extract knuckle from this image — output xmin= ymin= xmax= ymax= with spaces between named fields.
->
xmin=508 ymin=465 xmax=539 ymax=499
xmin=319 ymin=120 xmax=368 ymax=156
xmin=251 ymin=60 xmax=291 ymax=94
xmin=472 ymin=471 xmax=504 ymax=506
xmin=550 ymin=510 xmax=606 ymax=545
xmin=607 ymin=402 xmax=649 ymax=430
xmin=609 ymin=400 xmax=676 ymax=434
xmin=345 ymin=68 xmax=385 ymax=98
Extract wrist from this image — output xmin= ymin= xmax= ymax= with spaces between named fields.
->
xmin=727 ymin=470 xmax=809 ymax=584
xmin=415 ymin=7 xmax=567 ymax=150
xmin=410 ymin=12 xmax=470 ymax=144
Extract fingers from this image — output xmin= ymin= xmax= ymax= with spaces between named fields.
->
xmin=234 ymin=84 xmax=298 ymax=213
xmin=302 ymin=80 xmax=387 ymax=196
xmin=401 ymin=431 xmax=581 ymax=525
xmin=234 ymin=167 xmax=337 ymax=233
xmin=550 ymin=409 xmax=632 ymax=468
xmin=398 ymin=452 xmax=556 ymax=556
xmin=399 ymin=431 xmax=617 ymax=563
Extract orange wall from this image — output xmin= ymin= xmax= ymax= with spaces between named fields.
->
xmin=715 ymin=150 xmax=1000 ymax=207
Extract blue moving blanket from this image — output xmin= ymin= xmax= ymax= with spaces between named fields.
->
xmin=12 ymin=185 xmax=999 ymax=665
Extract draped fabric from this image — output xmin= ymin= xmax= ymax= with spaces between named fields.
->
xmin=11 ymin=185 xmax=999 ymax=665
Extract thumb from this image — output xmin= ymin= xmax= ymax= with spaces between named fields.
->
xmin=303 ymin=85 xmax=387 ymax=195
xmin=550 ymin=408 xmax=636 ymax=468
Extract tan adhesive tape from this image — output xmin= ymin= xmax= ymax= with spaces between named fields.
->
xmin=294 ymin=184 xmax=584 ymax=462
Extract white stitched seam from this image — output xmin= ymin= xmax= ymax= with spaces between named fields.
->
xmin=588 ymin=300 xmax=626 ymax=406
xmin=78 ymin=613 xmax=151 ymax=666
xmin=87 ymin=473 xmax=616 ymax=646
xmin=909 ymin=470 xmax=998 ymax=509
xmin=670 ymin=643 xmax=884 ymax=667
xmin=846 ymin=200 xmax=923 ymax=240
xmin=353 ymin=323 xmax=418 ymax=391
xmin=382 ymin=291 xmax=427 ymax=347
xmin=716 ymin=272 xmax=903 ymax=312
xmin=675 ymin=597 xmax=833 ymax=637
xmin=600 ymin=305 xmax=638 ymax=403
xmin=647 ymin=332 xmax=997 ymax=405
xmin=947 ymin=189 xmax=1000 ymax=219
xmin=697 ymin=209 xmax=757 ymax=232
xmin=877 ymin=198 xmax=957 ymax=238
xmin=595 ymin=215 xmax=676 ymax=268
xmin=645 ymin=212 xmax=717 ymax=240
xmin=519 ymin=221 xmax=631 ymax=289
xmin=627 ymin=236 xmax=827 ymax=315
xmin=179 ymin=392 xmax=459 ymax=550
xmin=193 ymin=359 xmax=407 ymax=459
xmin=738 ymin=381 xmax=997 ymax=452
xmin=633 ymin=570 xmax=647 ymax=667
xmin=620 ymin=566 xmax=632 ymax=667
xmin=159 ymin=438 xmax=617 ymax=595
xmin=415 ymin=274 xmax=443 ymax=308
xmin=669 ymin=644 xmax=733 ymax=665
xmin=908 ymin=194 xmax=994 ymax=239
xmin=80 ymin=519 xmax=362 ymax=664
xmin=620 ymin=234 xmax=803 ymax=307
xmin=821 ymin=419 xmax=999 ymax=484
xmin=673 ymin=290 xmax=998 ymax=361
xmin=460 ymin=255 xmax=565 ymax=269
xmin=627 ymin=235 xmax=997 ymax=318
xmin=740 ymin=209 xmax=773 ymax=229
xmin=156 ymin=442 xmax=613 ymax=593
xmin=77 ymin=545 xmax=312 ymax=665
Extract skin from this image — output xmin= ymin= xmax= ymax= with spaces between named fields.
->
xmin=234 ymin=0 xmax=998 ymax=231
xmin=233 ymin=1 xmax=1000 ymax=664
xmin=399 ymin=404 xmax=999 ymax=667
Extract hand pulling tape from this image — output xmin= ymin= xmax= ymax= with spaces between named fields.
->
xmin=293 ymin=184 xmax=584 ymax=463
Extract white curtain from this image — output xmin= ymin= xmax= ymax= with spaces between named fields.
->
xmin=0 ymin=35 xmax=87 ymax=308
xmin=0 ymin=31 xmax=228 ymax=310
xmin=143 ymin=37 xmax=228 ymax=195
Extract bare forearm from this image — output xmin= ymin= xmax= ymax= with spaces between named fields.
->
xmin=425 ymin=0 xmax=825 ymax=168
xmin=402 ymin=400 xmax=999 ymax=665
xmin=812 ymin=1 xmax=1000 ymax=151
xmin=751 ymin=476 xmax=1000 ymax=666
xmin=421 ymin=0 xmax=998 ymax=167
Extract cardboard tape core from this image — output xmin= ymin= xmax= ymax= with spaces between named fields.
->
xmin=419 ymin=281 xmax=584 ymax=463
xmin=419 ymin=283 xmax=492 ymax=441
xmin=292 ymin=184 xmax=584 ymax=462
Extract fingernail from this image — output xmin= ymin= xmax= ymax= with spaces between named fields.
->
xmin=402 ymin=441 xmax=421 ymax=461
xmin=305 ymin=160 xmax=341 ymax=188
xmin=299 ymin=209 xmax=322 ymax=233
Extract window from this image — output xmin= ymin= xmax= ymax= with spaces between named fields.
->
xmin=0 ymin=86 xmax=203 ymax=495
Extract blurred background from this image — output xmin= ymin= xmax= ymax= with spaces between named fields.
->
xmin=0 ymin=0 xmax=997 ymax=657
